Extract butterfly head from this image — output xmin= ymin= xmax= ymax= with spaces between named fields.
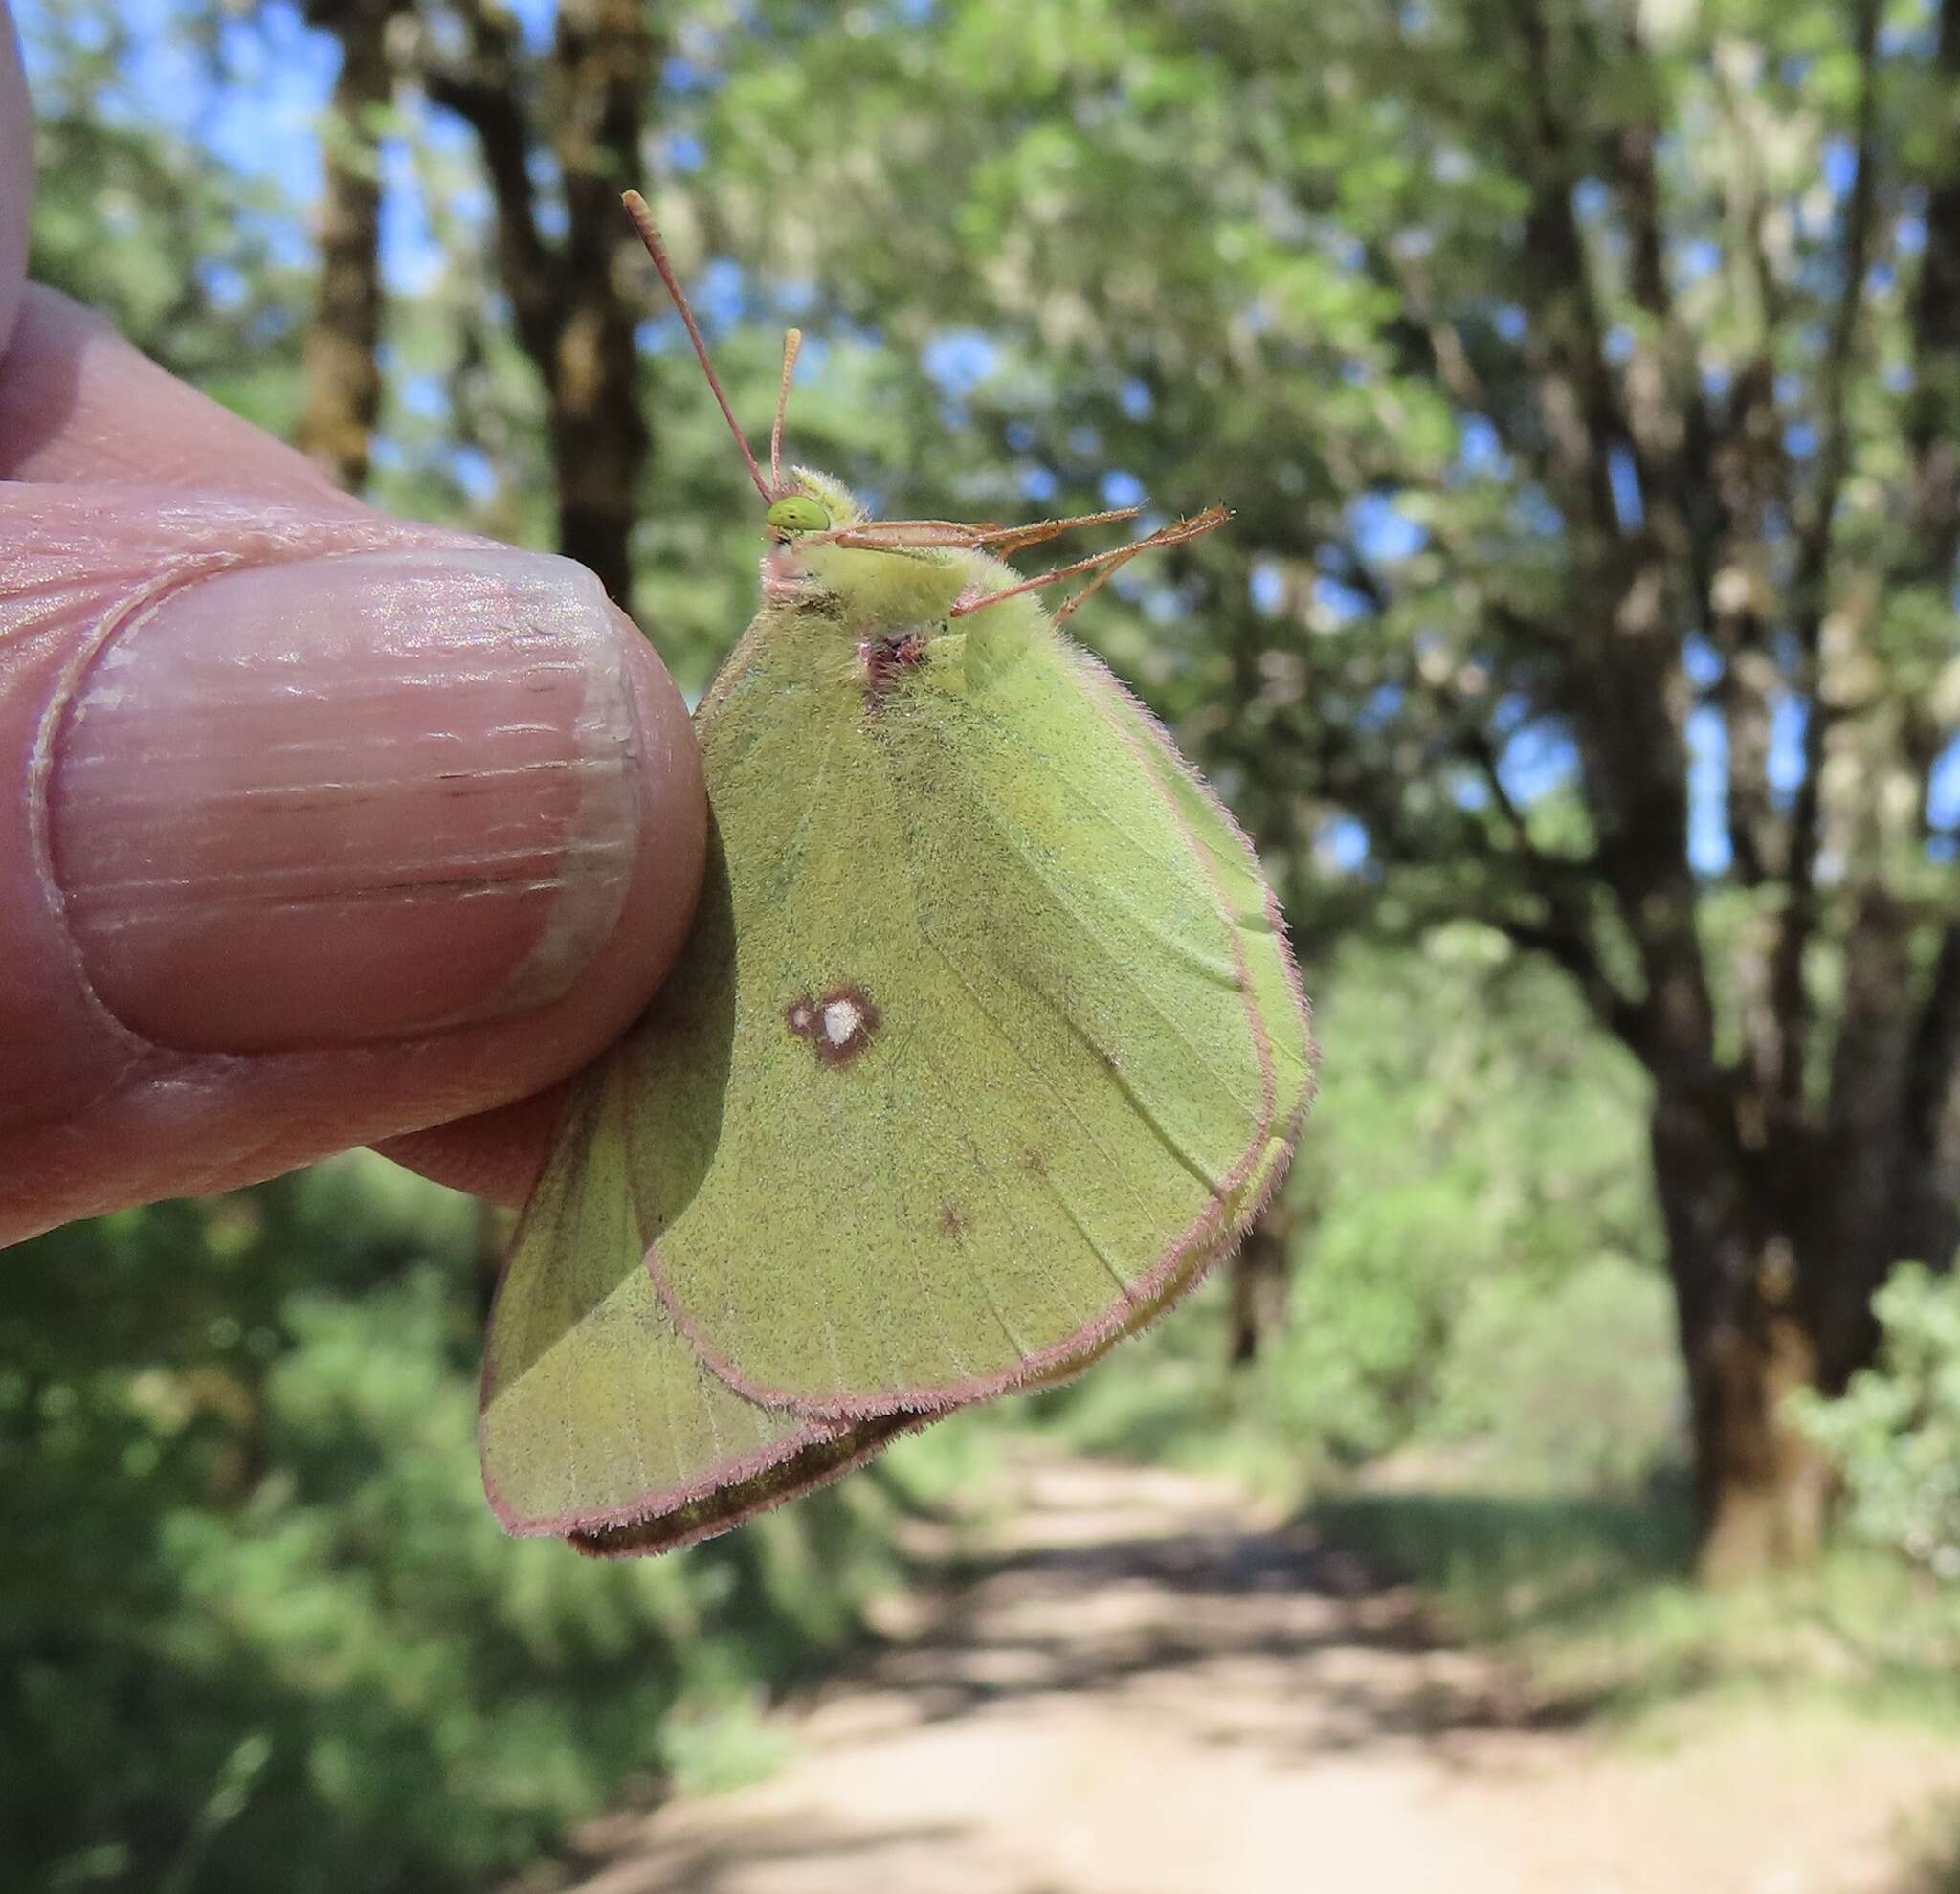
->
xmin=764 ymin=492 xmax=832 ymax=537
xmin=621 ymin=189 xmax=1225 ymax=635
xmin=762 ymin=470 xmax=974 ymax=626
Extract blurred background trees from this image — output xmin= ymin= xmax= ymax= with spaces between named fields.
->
xmin=277 ymin=0 xmax=1960 ymax=1577
xmin=11 ymin=0 xmax=1960 ymax=1885
xmin=676 ymin=0 xmax=1960 ymax=1582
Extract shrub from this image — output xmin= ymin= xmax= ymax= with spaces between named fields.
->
xmin=1795 ymin=1263 xmax=1960 ymax=1579
xmin=0 ymin=1158 xmax=959 ymax=1894
xmin=1426 ymin=1252 xmax=1683 ymax=1489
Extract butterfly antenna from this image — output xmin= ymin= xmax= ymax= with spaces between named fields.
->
xmin=621 ymin=189 xmax=775 ymax=503
xmin=949 ymin=506 xmax=1229 ymax=621
xmin=814 ymin=506 xmax=1140 ymax=555
xmin=770 ymin=328 xmax=802 ymax=494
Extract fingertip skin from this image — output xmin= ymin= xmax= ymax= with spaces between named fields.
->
xmin=0 ymin=489 xmax=707 ymax=1244
xmin=377 ymin=633 xmax=708 ymax=1213
xmin=0 ymin=287 xmax=357 ymax=497
xmin=0 ymin=112 xmax=707 ymax=1240
xmin=614 ymin=591 xmax=710 ymax=989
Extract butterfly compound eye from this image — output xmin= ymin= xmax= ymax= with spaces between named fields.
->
xmin=766 ymin=494 xmax=831 ymax=536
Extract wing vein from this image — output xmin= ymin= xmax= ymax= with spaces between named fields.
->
xmin=955 ymin=779 xmax=1254 ymax=1117
xmin=906 ymin=922 xmax=1139 ymax=1303
xmin=910 ymin=1034 xmax=1068 ymax=1355
xmin=950 ymin=694 xmax=1245 ymax=977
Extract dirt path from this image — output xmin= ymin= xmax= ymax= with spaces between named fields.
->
xmin=560 ymin=1458 xmax=1960 ymax=1894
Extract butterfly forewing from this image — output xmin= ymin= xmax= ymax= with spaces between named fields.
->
xmin=630 ymin=600 xmax=1277 ymax=1417
xmin=484 ymin=189 xmax=1314 ymax=1552
xmin=1072 ymin=649 xmax=1316 ymax=1223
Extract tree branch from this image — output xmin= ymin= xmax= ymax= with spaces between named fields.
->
xmin=1466 ymin=728 xmax=1651 ymax=1058
xmin=1493 ymin=915 xmax=1652 ymax=1060
xmin=1768 ymin=0 xmax=1883 ymax=1108
xmin=420 ymin=0 xmax=654 ymax=600
xmin=421 ymin=0 xmax=559 ymax=369
xmin=1508 ymin=0 xmax=1639 ymax=546
xmin=1603 ymin=9 xmax=1729 ymax=611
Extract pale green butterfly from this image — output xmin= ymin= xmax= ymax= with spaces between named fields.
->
xmin=479 ymin=191 xmax=1315 ymax=1556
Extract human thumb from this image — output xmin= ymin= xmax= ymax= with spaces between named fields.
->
xmin=0 ymin=486 xmax=703 ymax=1242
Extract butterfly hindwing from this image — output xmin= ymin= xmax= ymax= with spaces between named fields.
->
xmin=479 ymin=1054 xmax=906 ymax=1549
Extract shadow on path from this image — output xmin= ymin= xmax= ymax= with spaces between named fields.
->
xmin=544 ymin=1456 xmax=1960 ymax=1894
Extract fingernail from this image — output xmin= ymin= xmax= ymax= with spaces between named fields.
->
xmin=49 ymin=548 xmax=643 ymax=1054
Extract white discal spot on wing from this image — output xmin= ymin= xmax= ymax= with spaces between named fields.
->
xmin=785 ymin=984 xmax=880 ymax=1066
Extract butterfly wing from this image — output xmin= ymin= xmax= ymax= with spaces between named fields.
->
xmin=1076 ymin=650 xmax=1316 ymax=1226
xmin=479 ymin=1027 xmax=916 ymax=1554
xmin=634 ymin=604 xmax=1308 ymax=1419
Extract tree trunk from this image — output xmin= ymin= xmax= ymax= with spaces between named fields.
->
xmin=1650 ymin=1089 xmax=1835 ymax=1582
xmin=1678 ymin=1261 xmax=1834 ymax=1583
xmin=1226 ymin=1215 xmax=1291 ymax=1369
xmin=422 ymin=0 xmax=655 ymax=605
xmin=544 ymin=289 xmax=647 ymax=602
xmin=299 ymin=0 xmax=396 ymax=491
xmin=543 ymin=0 xmax=653 ymax=604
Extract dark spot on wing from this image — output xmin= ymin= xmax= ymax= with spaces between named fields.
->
xmin=937 ymin=1202 xmax=968 ymax=1238
xmin=785 ymin=983 xmax=881 ymax=1067
xmin=1020 ymin=1149 xmax=1047 ymax=1176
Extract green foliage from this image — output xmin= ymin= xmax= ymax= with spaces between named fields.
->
xmin=1313 ymin=1484 xmax=1960 ymax=1726
xmin=0 ymin=1162 xmax=968 ymax=1893
xmin=1426 ymin=1252 xmax=1682 ymax=1490
xmin=657 ymin=1697 xmax=797 ymax=1797
xmin=1264 ymin=928 xmax=1664 ymax=1470
xmin=1795 ymin=1264 xmax=1960 ymax=1579
xmin=1309 ymin=1484 xmax=1693 ymax=1651
xmin=1024 ymin=931 xmax=1674 ymax=1501
xmin=22 ymin=0 xmax=307 ymax=429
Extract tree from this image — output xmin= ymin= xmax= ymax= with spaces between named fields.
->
xmin=669 ymin=0 xmax=1960 ymax=1576
xmin=298 ymin=0 xmax=400 ymax=490
xmin=24 ymin=0 xmax=308 ymax=432
xmin=405 ymin=0 xmax=657 ymax=600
